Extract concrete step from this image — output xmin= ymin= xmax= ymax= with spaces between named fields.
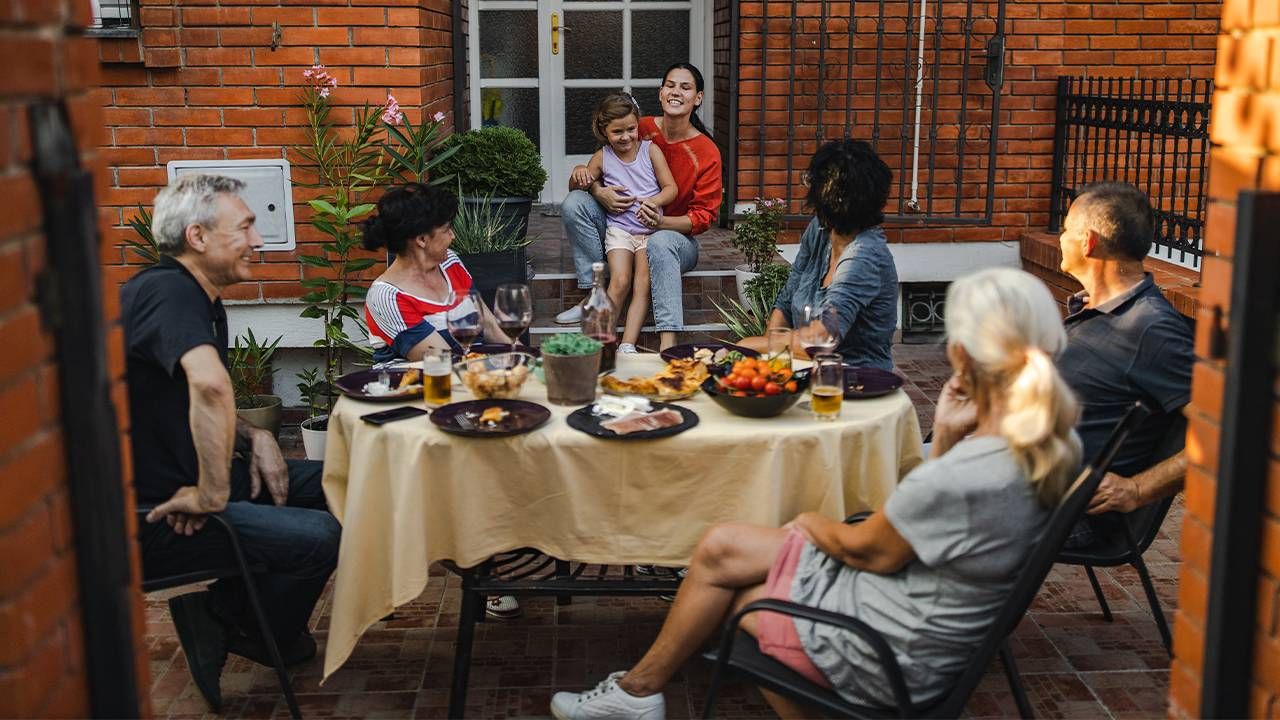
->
xmin=528 ymin=268 xmax=738 ymax=339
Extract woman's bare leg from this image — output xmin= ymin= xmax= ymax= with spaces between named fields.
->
xmin=622 ymin=249 xmax=651 ymax=345
xmin=723 ymin=590 xmax=818 ymax=720
xmin=606 ymin=248 xmax=634 ymax=315
xmin=616 ymin=523 xmax=789 ymax=696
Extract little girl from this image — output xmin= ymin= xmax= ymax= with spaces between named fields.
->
xmin=572 ymin=93 xmax=677 ymax=353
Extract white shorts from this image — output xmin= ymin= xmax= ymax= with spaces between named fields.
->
xmin=605 ymin=226 xmax=649 ymax=253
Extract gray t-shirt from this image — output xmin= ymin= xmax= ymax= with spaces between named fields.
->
xmin=790 ymin=436 xmax=1045 ymax=708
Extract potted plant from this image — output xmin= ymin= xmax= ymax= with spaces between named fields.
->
xmin=730 ymin=198 xmax=786 ymax=306
xmin=433 ymin=126 xmax=547 ymax=295
xmin=296 ymin=367 xmax=328 ymax=461
xmin=230 ymin=329 xmax=284 ymax=438
xmin=540 ymin=333 xmax=602 ymax=406
xmin=449 ymin=188 xmax=537 ymax=305
xmin=713 ymin=264 xmax=791 ymax=340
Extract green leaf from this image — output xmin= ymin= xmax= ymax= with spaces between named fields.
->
xmin=298 ymin=255 xmax=332 ymax=268
xmin=299 ymin=306 xmax=325 ymax=319
xmin=308 ymin=199 xmax=339 ymax=216
xmin=346 ymin=258 xmax=377 ymax=271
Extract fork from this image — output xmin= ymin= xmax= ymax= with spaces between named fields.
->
xmin=454 ymin=413 xmax=475 ymax=430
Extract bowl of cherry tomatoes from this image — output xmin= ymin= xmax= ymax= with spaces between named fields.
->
xmin=701 ymin=355 xmax=810 ymax=418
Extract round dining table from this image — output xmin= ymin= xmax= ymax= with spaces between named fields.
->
xmin=319 ymin=352 xmax=923 ymax=682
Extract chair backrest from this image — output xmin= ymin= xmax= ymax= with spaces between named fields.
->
xmin=930 ymin=400 xmax=1151 ymax=716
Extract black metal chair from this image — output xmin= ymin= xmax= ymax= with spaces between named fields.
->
xmin=1055 ymin=494 xmax=1176 ymax=654
xmin=701 ymin=402 xmax=1150 ymax=719
xmin=136 ymin=508 xmax=302 ymax=719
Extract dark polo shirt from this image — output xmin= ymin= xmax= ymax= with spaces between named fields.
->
xmin=121 ymin=256 xmax=229 ymax=504
xmin=1059 ymin=273 xmax=1194 ymax=476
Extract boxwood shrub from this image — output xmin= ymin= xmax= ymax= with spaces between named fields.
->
xmin=435 ymin=126 xmax=548 ymax=199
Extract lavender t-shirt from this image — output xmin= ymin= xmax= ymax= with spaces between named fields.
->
xmin=601 ymin=140 xmax=660 ymax=235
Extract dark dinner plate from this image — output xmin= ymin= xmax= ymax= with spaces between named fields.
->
xmin=430 ymin=399 xmax=551 ymax=438
xmin=566 ymin=402 xmax=699 ymax=440
xmin=660 ymin=342 xmax=759 ymax=364
xmin=335 ymin=368 xmax=423 ymax=403
xmin=843 ymin=367 xmax=905 ymax=399
xmin=456 ymin=343 xmax=540 ymax=359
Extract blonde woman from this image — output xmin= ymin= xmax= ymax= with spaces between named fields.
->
xmin=550 ymin=268 xmax=1081 ymax=720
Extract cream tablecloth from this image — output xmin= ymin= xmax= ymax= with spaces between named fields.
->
xmin=320 ymin=353 xmax=923 ymax=681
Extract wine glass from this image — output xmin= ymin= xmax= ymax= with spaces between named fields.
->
xmin=446 ymin=289 xmax=484 ymax=357
xmin=493 ymin=283 xmax=533 ymax=353
xmin=799 ymin=304 xmax=840 ymax=359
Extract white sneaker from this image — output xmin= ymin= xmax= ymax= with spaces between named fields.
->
xmin=555 ymin=305 xmax=583 ymax=325
xmin=551 ymin=672 xmax=665 ymax=720
xmin=485 ymin=595 xmax=521 ymax=619
xmin=618 ymin=343 xmax=638 ymax=354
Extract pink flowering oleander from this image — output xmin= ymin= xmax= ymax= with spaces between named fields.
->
xmin=433 ymin=111 xmax=446 ymax=123
xmin=382 ymin=94 xmax=403 ymax=125
xmin=302 ymin=64 xmax=338 ymax=98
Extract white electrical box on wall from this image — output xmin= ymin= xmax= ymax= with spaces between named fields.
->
xmin=166 ymin=159 xmax=296 ymax=251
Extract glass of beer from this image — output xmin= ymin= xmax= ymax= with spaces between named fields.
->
xmin=811 ymin=353 xmax=845 ymax=422
xmin=422 ymin=346 xmax=453 ymax=406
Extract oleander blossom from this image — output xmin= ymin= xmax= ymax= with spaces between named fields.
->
xmin=302 ymin=64 xmax=338 ymax=98
xmin=433 ymin=111 xmax=446 ymax=123
xmin=382 ymin=94 xmax=403 ymax=125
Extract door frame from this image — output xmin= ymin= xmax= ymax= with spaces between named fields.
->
xmin=466 ymin=0 xmax=710 ymax=203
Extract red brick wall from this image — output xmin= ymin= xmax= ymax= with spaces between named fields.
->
xmin=96 ymin=0 xmax=457 ymax=302
xmin=731 ymin=0 xmax=1221 ymax=243
xmin=0 ymin=1 xmax=149 ymax=716
xmin=1168 ymin=0 xmax=1280 ymax=716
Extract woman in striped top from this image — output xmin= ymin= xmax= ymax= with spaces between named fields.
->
xmin=361 ymin=183 xmax=511 ymax=363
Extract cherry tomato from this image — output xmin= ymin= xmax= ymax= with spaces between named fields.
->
xmin=764 ymin=382 xmax=782 ymax=395
xmin=725 ymin=373 xmax=739 ymax=386
xmin=776 ymin=368 xmax=793 ymax=383
xmin=731 ymin=390 xmax=747 ymax=397
xmin=750 ymin=375 xmax=767 ymax=391
xmin=734 ymin=375 xmax=753 ymax=391
xmin=738 ymin=367 xmax=757 ymax=380
xmin=732 ymin=361 xmax=745 ymax=374
xmin=784 ymin=380 xmax=798 ymax=393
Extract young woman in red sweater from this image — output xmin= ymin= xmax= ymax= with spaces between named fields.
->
xmin=558 ymin=63 xmax=723 ymax=350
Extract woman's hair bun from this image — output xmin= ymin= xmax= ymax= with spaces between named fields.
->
xmin=360 ymin=215 xmax=387 ymax=251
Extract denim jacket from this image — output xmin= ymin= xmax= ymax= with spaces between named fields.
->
xmin=773 ymin=218 xmax=898 ymax=371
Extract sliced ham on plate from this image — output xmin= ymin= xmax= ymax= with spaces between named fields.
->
xmin=600 ymin=408 xmax=685 ymax=435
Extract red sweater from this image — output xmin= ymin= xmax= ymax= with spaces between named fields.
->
xmin=639 ymin=116 xmax=722 ymax=236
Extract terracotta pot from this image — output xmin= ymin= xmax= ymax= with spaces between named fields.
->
xmin=542 ymin=350 xmax=601 ymax=406
xmin=235 ymin=395 xmax=283 ymax=439
xmin=300 ymin=415 xmax=328 ymax=461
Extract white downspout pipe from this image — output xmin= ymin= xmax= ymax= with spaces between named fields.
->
xmin=908 ymin=0 xmax=928 ymax=212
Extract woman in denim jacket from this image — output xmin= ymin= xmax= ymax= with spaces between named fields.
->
xmin=742 ymin=139 xmax=898 ymax=371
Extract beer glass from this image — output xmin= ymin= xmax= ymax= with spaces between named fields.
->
xmin=422 ymin=346 xmax=452 ymax=406
xmin=811 ymin=353 xmax=845 ymax=421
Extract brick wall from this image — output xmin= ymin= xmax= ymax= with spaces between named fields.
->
xmin=96 ymin=0 xmax=457 ymax=303
xmin=1168 ymin=0 xmax=1280 ymax=716
xmin=731 ymin=0 xmax=1221 ymax=243
xmin=0 ymin=0 xmax=149 ymax=716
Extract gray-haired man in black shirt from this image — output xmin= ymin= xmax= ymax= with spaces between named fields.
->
xmin=1055 ymin=182 xmax=1194 ymax=544
xmin=122 ymin=174 xmax=340 ymax=711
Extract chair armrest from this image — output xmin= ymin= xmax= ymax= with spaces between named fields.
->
xmin=718 ymin=598 xmax=914 ymax=715
xmin=843 ymin=511 xmax=873 ymax=525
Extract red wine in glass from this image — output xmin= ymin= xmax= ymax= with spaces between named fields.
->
xmin=590 ymin=333 xmax=618 ymax=373
xmin=451 ymin=327 xmax=480 ymax=353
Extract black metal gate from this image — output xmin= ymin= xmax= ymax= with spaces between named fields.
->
xmin=726 ymin=0 xmax=1008 ymax=225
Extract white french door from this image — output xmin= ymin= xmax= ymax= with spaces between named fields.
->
xmin=468 ymin=0 xmax=705 ymax=203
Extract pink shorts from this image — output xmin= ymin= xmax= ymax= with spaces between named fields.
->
xmin=755 ymin=529 xmax=833 ymax=688
xmin=605 ymin=226 xmax=649 ymax=253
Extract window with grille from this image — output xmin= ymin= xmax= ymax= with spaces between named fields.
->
xmin=90 ymin=0 xmax=137 ymax=31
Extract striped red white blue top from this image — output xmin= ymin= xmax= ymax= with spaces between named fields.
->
xmin=364 ymin=251 xmax=475 ymax=359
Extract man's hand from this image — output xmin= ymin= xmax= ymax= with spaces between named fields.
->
xmin=147 ymin=486 xmax=213 ymax=536
xmin=1087 ymin=472 xmax=1143 ymax=514
xmin=570 ymin=164 xmax=596 ymax=189
xmin=593 ymin=185 xmax=636 ymax=214
xmin=247 ymin=428 xmax=289 ymax=506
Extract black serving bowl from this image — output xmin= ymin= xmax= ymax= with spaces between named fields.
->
xmin=699 ymin=369 xmax=811 ymax=419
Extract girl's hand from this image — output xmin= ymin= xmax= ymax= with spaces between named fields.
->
xmin=570 ymin=164 xmax=596 ymax=189
xmin=635 ymin=200 xmax=663 ymax=229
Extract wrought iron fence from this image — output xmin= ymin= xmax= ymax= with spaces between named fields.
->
xmin=1048 ymin=76 xmax=1213 ymax=271
xmin=90 ymin=0 xmax=137 ymax=31
xmin=727 ymin=0 xmax=1008 ymax=225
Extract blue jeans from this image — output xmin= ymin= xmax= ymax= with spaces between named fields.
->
xmin=139 ymin=459 xmax=341 ymax=645
xmin=562 ymin=190 xmax=699 ymax=331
